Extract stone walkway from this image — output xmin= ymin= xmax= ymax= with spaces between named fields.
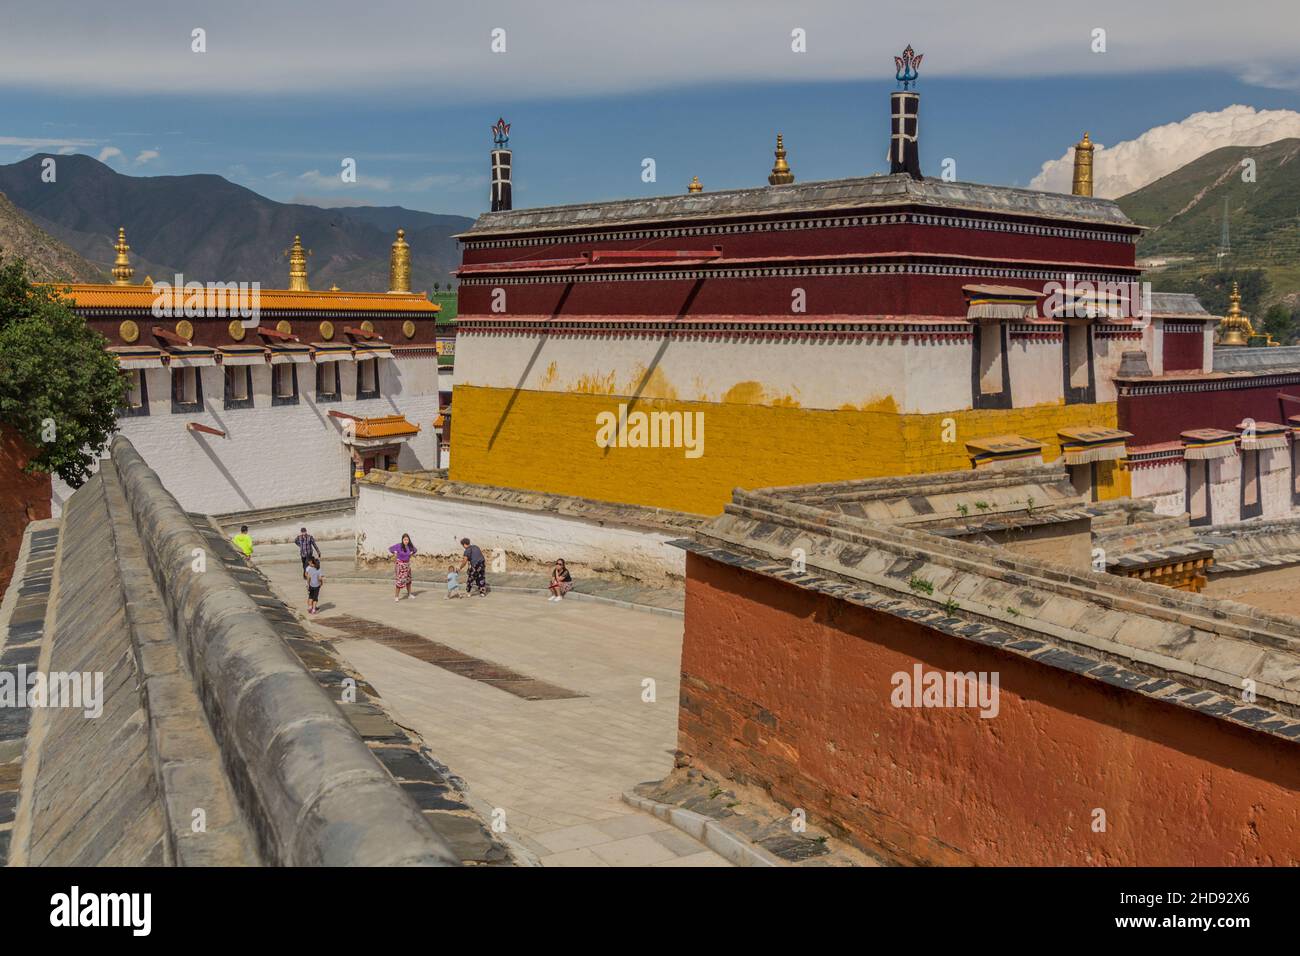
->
xmin=255 ymin=546 xmax=728 ymax=867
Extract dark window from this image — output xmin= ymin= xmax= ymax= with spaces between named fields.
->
xmin=1062 ymin=323 xmax=1095 ymax=404
xmin=315 ymin=361 xmax=341 ymax=402
xmin=972 ymin=322 xmax=1011 ymax=410
xmin=271 ymin=363 xmax=299 ymax=406
xmin=122 ymin=368 xmax=150 ymax=417
xmin=171 ymin=366 xmax=204 ymax=414
xmin=356 ymin=359 xmax=380 ymax=400
xmin=1241 ymin=448 xmax=1262 ymax=520
xmin=224 ymin=365 xmax=254 ymax=410
xmin=1186 ymin=460 xmax=1212 ymax=527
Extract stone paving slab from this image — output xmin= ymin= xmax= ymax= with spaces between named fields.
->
xmin=255 ymin=552 xmax=728 ymax=867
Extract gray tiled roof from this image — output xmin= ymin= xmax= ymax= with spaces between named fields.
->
xmin=459 ymin=174 xmax=1136 ymax=237
xmin=1148 ymin=292 xmax=1211 ymax=318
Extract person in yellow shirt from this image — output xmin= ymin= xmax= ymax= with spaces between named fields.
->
xmin=232 ymin=525 xmax=254 ymax=559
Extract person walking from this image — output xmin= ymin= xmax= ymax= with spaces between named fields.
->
xmin=458 ymin=537 xmax=487 ymax=596
xmin=232 ymin=525 xmax=254 ymax=560
xmin=548 ymin=559 xmax=573 ymax=602
xmin=389 ymin=534 xmax=417 ymax=601
xmin=304 ymin=557 xmax=324 ymax=615
xmin=294 ymin=527 xmax=321 ymax=573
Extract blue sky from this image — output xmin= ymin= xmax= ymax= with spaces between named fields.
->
xmin=2 ymin=1 xmax=1299 ymax=216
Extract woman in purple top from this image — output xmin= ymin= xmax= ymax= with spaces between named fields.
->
xmin=389 ymin=533 xmax=417 ymax=602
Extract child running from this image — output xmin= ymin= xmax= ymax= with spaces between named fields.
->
xmin=304 ymin=556 xmax=324 ymax=615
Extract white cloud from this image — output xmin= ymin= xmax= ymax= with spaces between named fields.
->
xmin=134 ymin=149 xmax=160 ymax=164
xmin=97 ymin=146 xmax=123 ymax=163
xmin=0 ymin=135 xmax=96 ymax=149
xmin=1029 ymin=105 xmax=1300 ymax=199
xmin=0 ymin=0 xmax=1294 ymax=99
xmin=297 ymin=169 xmax=393 ymax=192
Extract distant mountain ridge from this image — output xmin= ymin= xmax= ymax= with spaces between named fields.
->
xmin=0 ymin=154 xmax=474 ymax=293
xmin=0 ymin=188 xmax=105 ymax=283
xmin=1116 ymin=138 xmax=1300 ymax=305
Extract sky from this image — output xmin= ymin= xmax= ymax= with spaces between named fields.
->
xmin=2 ymin=0 xmax=1299 ymax=216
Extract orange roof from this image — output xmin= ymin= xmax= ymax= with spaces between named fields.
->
xmin=353 ymin=415 xmax=420 ymax=439
xmin=48 ymin=283 xmax=439 ymax=313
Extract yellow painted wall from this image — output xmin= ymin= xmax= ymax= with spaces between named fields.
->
xmin=449 ymin=386 xmax=1122 ymax=515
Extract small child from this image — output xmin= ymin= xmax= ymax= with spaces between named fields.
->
xmin=304 ymin=557 xmax=324 ymax=615
xmin=446 ymin=564 xmax=462 ymax=599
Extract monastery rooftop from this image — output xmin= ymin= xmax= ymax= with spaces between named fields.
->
xmin=674 ymin=464 xmax=1300 ymax=739
xmin=459 ymin=173 xmax=1138 ymax=238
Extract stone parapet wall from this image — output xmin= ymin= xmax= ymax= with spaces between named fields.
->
xmin=108 ymin=436 xmax=458 ymax=866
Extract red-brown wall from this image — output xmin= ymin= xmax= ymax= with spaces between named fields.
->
xmin=1119 ymin=376 xmax=1300 ymax=446
xmin=0 ymin=425 xmax=52 ymax=596
xmin=679 ymin=551 xmax=1300 ymax=866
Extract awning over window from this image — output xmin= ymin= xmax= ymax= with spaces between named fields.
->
xmin=311 ymin=343 xmax=354 ymax=363
xmin=1058 ymin=426 xmax=1132 ymax=465
xmin=355 ymin=343 xmax=395 ymax=361
xmin=1181 ymin=428 xmax=1238 ymax=460
xmin=965 ymin=434 xmax=1044 ymax=469
xmin=218 ymin=346 xmax=269 ymax=366
xmin=166 ymin=346 xmax=218 ymax=368
xmin=109 ymin=346 xmax=166 ymax=369
xmin=341 ymin=414 xmax=420 ymax=449
xmin=269 ymin=344 xmax=315 ymax=365
xmin=1237 ymin=420 xmax=1290 ymax=451
xmin=963 ymin=285 xmax=1042 ymax=321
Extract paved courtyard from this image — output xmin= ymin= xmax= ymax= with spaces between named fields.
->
xmin=257 ymin=545 xmax=729 ymax=867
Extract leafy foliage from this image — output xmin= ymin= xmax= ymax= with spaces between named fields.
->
xmin=0 ymin=255 xmax=126 ymax=485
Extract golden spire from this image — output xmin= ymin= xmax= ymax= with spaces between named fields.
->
xmin=1218 ymin=281 xmax=1255 ymax=346
xmin=1071 ymin=132 xmax=1095 ymax=197
xmin=388 ymin=228 xmax=411 ymax=294
xmin=111 ymin=227 xmax=135 ymax=285
xmin=768 ymin=133 xmax=794 ymax=186
xmin=688 ymin=176 xmax=703 ymax=194
xmin=284 ymin=235 xmax=311 ymax=291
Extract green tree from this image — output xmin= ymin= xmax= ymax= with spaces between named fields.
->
xmin=1262 ymin=303 xmax=1299 ymax=346
xmin=0 ymin=256 xmax=127 ymax=485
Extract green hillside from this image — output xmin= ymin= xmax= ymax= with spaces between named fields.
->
xmin=1116 ymin=139 xmax=1300 ymax=308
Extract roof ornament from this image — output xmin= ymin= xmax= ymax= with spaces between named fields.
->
xmin=491 ymin=117 xmax=511 ymax=148
xmin=894 ymin=44 xmax=923 ymax=90
xmin=768 ymin=133 xmax=794 ymax=186
xmin=284 ymin=234 xmax=312 ymax=291
xmin=688 ymin=176 xmax=703 ymax=194
xmin=111 ymin=226 xmax=135 ymax=286
xmin=388 ymin=228 xmax=411 ymax=294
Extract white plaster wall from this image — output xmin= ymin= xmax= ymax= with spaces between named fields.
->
xmin=52 ymin=355 xmax=441 ymax=516
xmin=356 ymin=484 xmax=686 ymax=579
xmin=1129 ymin=462 xmax=1185 ymax=516
xmin=1008 ymin=338 xmax=1062 ymax=408
xmin=1209 ymin=455 xmax=1242 ymax=525
xmin=453 ymin=331 xmax=971 ymax=413
xmin=1259 ymin=446 xmax=1290 ymax=519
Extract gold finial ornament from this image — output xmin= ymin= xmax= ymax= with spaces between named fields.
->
xmin=389 ymin=228 xmax=411 ymax=294
xmin=688 ymin=176 xmax=703 ymax=194
xmin=329 ymin=284 xmax=340 ymax=292
xmin=111 ymin=227 xmax=135 ymax=285
xmin=768 ymin=133 xmax=794 ymax=186
xmin=1218 ymin=281 xmax=1255 ymax=347
xmin=1071 ymin=132 xmax=1095 ymax=197
xmin=284 ymin=235 xmax=311 ymax=291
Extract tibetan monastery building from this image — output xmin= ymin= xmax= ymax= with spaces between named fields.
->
xmin=51 ymin=230 xmax=454 ymax=515
xmin=449 ymin=55 xmax=1299 ymax=525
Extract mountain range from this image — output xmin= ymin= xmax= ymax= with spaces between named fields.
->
xmin=0 ymin=154 xmax=474 ymax=293
xmin=1116 ymin=138 xmax=1300 ymax=306
xmin=0 ymin=188 xmax=105 ymax=283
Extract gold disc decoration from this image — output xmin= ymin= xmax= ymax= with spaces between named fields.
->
xmin=276 ymin=320 xmax=293 ymax=336
xmin=228 ymin=320 xmax=246 ymax=341
xmin=320 ymin=321 xmax=335 ymax=341
xmin=360 ymin=320 xmax=375 ymax=336
xmin=402 ymin=320 xmax=416 ymax=339
xmin=119 ymin=320 xmax=139 ymax=344
xmin=176 ymin=319 xmax=194 ymax=341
